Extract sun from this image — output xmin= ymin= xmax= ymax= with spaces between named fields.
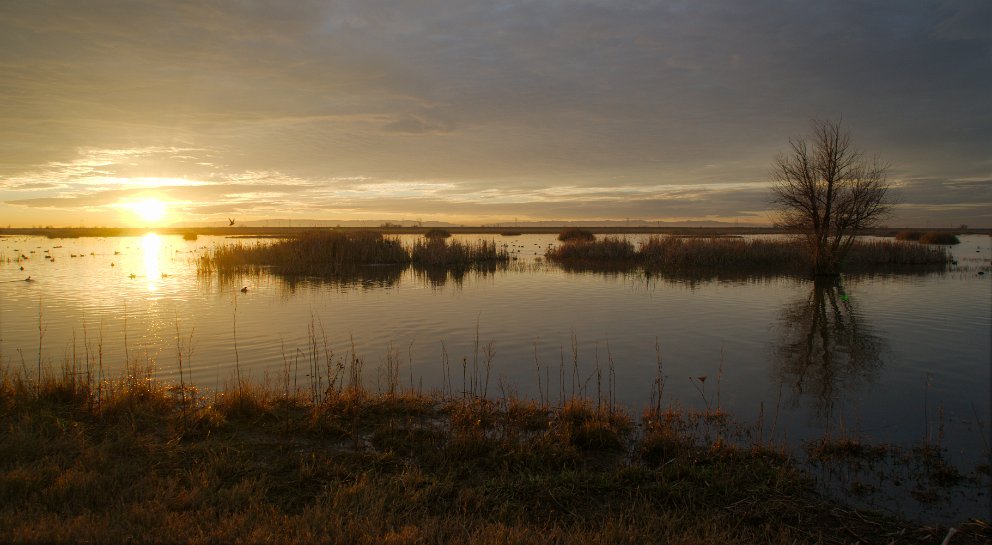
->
xmin=127 ymin=199 xmax=168 ymax=224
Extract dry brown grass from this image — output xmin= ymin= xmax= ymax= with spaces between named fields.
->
xmin=1 ymin=362 xmax=980 ymax=545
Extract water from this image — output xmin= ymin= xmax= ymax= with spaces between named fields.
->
xmin=1 ymin=232 xmax=990 ymax=521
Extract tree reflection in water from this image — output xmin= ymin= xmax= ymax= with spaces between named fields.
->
xmin=774 ymin=276 xmax=885 ymax=420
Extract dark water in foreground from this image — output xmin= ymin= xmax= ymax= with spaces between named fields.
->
xmin=1 ymin=233 xmax=990 ymax=522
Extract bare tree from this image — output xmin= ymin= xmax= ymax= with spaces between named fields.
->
xmin=771 ymin=119 xmax=891 ymax=274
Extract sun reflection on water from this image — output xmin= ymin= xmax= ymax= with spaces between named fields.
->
xmin=143 ymin=233 xmax=160 ymax=291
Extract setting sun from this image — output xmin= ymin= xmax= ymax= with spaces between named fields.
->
xmin=126 ymin=198 xmax=167 ymax=224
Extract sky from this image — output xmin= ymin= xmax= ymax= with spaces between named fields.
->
xmin=1 ymin=0 xmax=989 ymax=228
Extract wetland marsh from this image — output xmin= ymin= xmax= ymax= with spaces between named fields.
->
xmin=1 ymin=231 xmax=989 ymax=527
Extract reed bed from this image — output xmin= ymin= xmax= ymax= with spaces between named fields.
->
xmin=844 ymin=239 xmax=952 ymax=265
xmin=201 ymin=230 xmax=408 ymax=275
xmin=2 ymin=359 xmax=978 ymax=545
xmin=639 ymin=236 xmax=803 ymax=270
xmin=919 ymin=232 xmax=961 ymax=245
xmin=557 ymin=227 xmax=596 ymax=242
xmin=200 ymin=230 xmax=509 ymax=277
xmin=543 ymin=235 xmax=636 ymax=262
xmin=546 ymin=235 xmax=950 ymax=274
xmin=410 ymin=238 xmax=510 ymax=268
xmin=895 ymin=231 xmax=961 ymax=245
xmin=423 ymin=228 xmax=452 ymax=240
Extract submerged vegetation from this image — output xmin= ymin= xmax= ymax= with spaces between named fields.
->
xmin=547 ymin=235 xmax=950 ymax=275
xmin=2 ymin=360 xmax=985 ymax=545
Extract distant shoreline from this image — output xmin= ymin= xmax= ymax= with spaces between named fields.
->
xmin=1 ymin=225 xmax=987 ymax=238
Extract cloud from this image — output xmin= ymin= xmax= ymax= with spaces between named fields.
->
xmin=0 ymin=1 xmax=988 ymax=225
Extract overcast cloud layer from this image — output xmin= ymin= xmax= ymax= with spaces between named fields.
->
xmin=1 ymin=0 xmax=989 ymax=226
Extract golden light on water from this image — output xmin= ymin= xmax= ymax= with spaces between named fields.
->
xmin=142 ymin=233 xmax=161 ymax=291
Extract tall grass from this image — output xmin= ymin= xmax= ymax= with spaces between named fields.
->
xmin=0 ymin=355 xmax=980 ymax=544
xmin=201 ymin=230 xmax=407 ymax=274
xmin=896 ymin=231 xmax=961 ymax=245
xmin=545 ymin=235 xmax=635 ymax=262
xmin=200 ymin=230 xmax=509 ymax=277
xmin=423 ymin=228 xmax=452 ymax=240
xmin=557 ymin=228 xmax=596 ymax=242
xmin=410 ymin=238 xmax=510 ymax=268
xmin=546 ymin=235 xmax=950 ymax=274
xmin=919 ymin=232 xmax=961 ymax=245
xmin=895 ymin=231 xmax=924 ymax=241
xmin=639 ymin=236 xmax=803 ymax=270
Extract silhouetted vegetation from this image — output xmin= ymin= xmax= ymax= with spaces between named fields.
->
xmin=423 ymin=228 xmax=452 ymax=240
xmin=546 ymin=236 xmax=949 ymax=275
xmin=895 ymin=230 xmax=961 ymax=244
xmin=770 ymin=120 xmax=892 ymax=274
xmin=200 ymin=230 xmax=408 ymax=275
xmin=545 ymin=235 xmax=635 ymax=262
xmin=411 ymin=238 xmax=509 ymax=268
xmin=919 ymin=232 xmax=961 ymax=245
xmin=557 ymin=228 xmax=596 ymax=242
xmin=894 ymin=231 xmax=924 ymax=241
xmin=199 ymin=231 xmax=510 ymax=281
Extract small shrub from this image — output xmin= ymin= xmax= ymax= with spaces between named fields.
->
xmin=894 ymin=231 xmax=923 ymax=241
xmin=557 ymin=228 xmax=595 ymax=242
xmin=424 ymin=228 xmax=452 ymax=240
xmin=918 ymin=232 xmax=960 ymax=245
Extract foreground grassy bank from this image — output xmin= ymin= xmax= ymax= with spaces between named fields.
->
xmin=2 ymin=368 xmax=987 ymax=544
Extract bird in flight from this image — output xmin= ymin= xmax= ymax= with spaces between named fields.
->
xmin=228 ymin=217 xmax=236 ymax=226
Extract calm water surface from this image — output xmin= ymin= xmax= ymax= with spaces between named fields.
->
xmin=2 ymin=233 xmax=990 ymax=520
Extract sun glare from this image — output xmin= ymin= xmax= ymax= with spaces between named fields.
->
xmin=127 ymin=199 xmax=168 ymax=224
